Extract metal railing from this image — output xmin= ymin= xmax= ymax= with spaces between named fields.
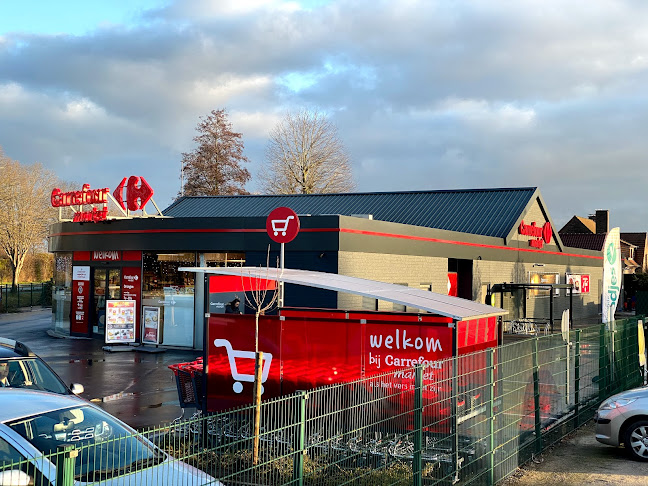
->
xmin=0 ymin=282 xmax=51 ymax=312
xmin=1 ymin=317 xmax=644 ymax=485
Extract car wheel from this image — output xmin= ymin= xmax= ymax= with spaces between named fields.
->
xmin=624 ymin=420 xmax=648 ymax=461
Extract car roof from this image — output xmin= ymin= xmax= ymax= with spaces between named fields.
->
xmin=0 ymin=389 xmax=87 ymax=423
xmin=0 ymin=337 xmax=34 ymax=359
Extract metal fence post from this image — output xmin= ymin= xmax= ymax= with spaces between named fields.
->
xmin=30 ymin=282 xmax=33 ymax=308
xmin=532 ymin=337 xmax=543 ymax=455
xmin=574 ymin=329 xmax=581 ymax=427
xmin=599 ymin=325 xmax=608 ymax=402
xmin=56 ymin=445 xmax=78 ymax=486
xmin=413 ymin=365 xmax=423 ymax=486
xmin=486 ymin=349 xmax=495 ymax=486
xmin=17 ymin=283 xmax=20 ymax=308
xmin=293 ymin=390 xmax=307 ymax=486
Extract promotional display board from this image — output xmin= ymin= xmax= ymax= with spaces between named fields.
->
xmin=566 ymin=274 xmax=590 ymax=294
xmin=71 ymin=266 xmax=90 ymax=335
xmin=121 ymin=267 xmax=142 ymax=341
xmin=602 ymin=228 xmax=622 ymax=324
xmin=142 ymin=306 xmax=161 ymax=344
xmin=529 ymin=272 xmax=560 ymax=296
xmin=105 ymin=300 xmax=136 ymax=343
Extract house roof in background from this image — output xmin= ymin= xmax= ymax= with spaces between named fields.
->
xmin=576 ymin=217 xmax=596 ymax=233
xmin=164 ymin=187 xmax=538 ymax=239
xmin=559 ymin=233 xmax=607 ymax=251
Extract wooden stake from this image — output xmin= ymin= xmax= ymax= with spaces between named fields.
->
xmin=253 ymin=351 xmax=263 ymax=465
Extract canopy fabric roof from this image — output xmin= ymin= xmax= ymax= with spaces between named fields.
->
xmin=180 ymin=266 xmax=508 ymax=321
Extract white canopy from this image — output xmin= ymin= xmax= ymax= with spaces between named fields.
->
xmin=179 ymin=266 xmax=507 ymax=321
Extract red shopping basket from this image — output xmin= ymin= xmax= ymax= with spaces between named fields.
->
xmin=169 ymin=358 xmax=203 ymax=409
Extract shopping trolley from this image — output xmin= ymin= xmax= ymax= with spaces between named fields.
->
xmin=168 ymin=357 xmax=204 ymax=410
xmin=271 ymin=215 xmax=294 ymax=236
xmin=213 ymin=339 xmax=273 ymax=394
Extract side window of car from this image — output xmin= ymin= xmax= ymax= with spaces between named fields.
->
xmin=7 ymin=361 xmax=28 ymax=387
xmin=0 ymin=436 xmax=52 ymax=486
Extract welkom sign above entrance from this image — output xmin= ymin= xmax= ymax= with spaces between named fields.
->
xmin=51 ymin=176 xmax=164 ymax=223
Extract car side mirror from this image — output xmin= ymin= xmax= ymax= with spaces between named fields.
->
xmin=70 ymin=383 xmax=84 ymax=395
xmin=0 ymin=470 xmax=31 ymax=485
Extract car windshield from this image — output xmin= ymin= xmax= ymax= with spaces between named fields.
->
xmin=0 ymin=358 xmax=68 ymax=394
xmin=7 ymin=405 xmax=165 ymax=481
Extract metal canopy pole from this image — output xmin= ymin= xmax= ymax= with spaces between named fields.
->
xmin=549 ymin=288 xmax=554 ymax=333
xmin=279 ymin=242 xmax=285 ymax=308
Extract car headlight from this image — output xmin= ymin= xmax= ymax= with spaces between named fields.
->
xmin=599 ymin=398 xmax=637 ymax=410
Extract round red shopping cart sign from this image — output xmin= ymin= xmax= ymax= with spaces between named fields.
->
xmin=266 ymin=207 xmax=300 ymax=244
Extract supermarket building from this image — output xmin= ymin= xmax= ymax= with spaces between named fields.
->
xmin=48 ymin=185 xmax=603 ymax=350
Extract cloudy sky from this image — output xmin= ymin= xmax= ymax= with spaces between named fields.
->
xmin=1 ymin=0 xmax=647 ymax=231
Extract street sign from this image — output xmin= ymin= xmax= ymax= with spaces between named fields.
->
xmin=266 ymin=207 xmax=300 ymax=244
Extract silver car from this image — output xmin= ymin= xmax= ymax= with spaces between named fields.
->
xmin=0 ymin=388 xmax=222 ymax=485
xmin=595 ymin=385 xmax=648 ymax=461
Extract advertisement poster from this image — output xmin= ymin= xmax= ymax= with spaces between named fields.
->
xmin=122 ymin=266 xmax=142 ymax=341
xmin=566 ymin=274 xmax=590 ymax=294
xmin=142 ymin=306 xmax=161 ymax=344
xmin=105 ymin=300 xmax=136 ymax=343
xmin=602 ymin=227 xmax=622 ymax=324
xmin=529 ymin=272 xmax=560 ymax=296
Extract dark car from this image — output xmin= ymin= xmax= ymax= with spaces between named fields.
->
xmin=0 ymin=337 xmax=83 ymax=395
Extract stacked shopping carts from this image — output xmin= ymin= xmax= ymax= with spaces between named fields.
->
xmin=169 ymin=358 xmax=204 ymax=410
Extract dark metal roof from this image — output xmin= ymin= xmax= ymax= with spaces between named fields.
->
xmin=559 ymin=233 xmax=607 ymax=251
xmin=164 ymin=187 xmax=538 ymax=238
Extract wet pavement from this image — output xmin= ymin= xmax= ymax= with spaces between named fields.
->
xmin=0 ymin=307 xmax=202 ymax=430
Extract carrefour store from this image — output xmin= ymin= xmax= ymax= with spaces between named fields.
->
xmin=49 ymin=182 xmax=603 ymax=350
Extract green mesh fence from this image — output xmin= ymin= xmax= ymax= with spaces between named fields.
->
xmin=1 ymin=318 xmax=645 ymax=485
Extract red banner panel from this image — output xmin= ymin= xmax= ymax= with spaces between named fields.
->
xmin=73 ymin=251 xmax=91 ymax=261
xmin=71 ymin=280 xmax=90 ymax=335
xmin=122 ymin=267 xmax=142 ymax=341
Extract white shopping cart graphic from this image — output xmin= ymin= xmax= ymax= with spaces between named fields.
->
xmin=213 ymin=339 xmax=273 ymax=394
xmin=271 ymin=215 xmax=294 ymax=236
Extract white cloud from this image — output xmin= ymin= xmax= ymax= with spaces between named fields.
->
xmin=2 ymin=0 xmax=648 ymax=227
xmin=436 ymin=98 xmax=536 ymax=129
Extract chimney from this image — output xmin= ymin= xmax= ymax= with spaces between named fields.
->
xmin=594 ymin=210 xmax=609 ymax=234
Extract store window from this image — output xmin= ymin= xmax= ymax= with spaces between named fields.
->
xmin=203 ymin=252 xmax=245 ymax=267
xmin=142 ymin=252 xmax=196 ymax=347
xmin=52 ymin=253 xmax=73 ymax=333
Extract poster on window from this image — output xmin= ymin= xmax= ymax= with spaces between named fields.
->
xmin=566 ymin=274 xmax=590 ymax=294
xmin=529 ymin=272 xmax=560 ymax=296
xmin=142 ymin=306 xmax=161 ymax=344
xmin=105 ymin=300 xmax=136 ymax=343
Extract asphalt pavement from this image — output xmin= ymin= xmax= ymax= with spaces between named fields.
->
xmin=0 ymin=307 xmax=202 ymax=429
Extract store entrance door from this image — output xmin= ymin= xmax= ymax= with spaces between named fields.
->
xmin=92 ymin=268 xmax=121 ymax=336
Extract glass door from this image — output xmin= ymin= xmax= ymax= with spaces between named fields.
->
xmin=92 ymin=268 xmax=121 ymax=336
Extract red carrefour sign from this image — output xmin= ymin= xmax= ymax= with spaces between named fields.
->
xmin=519 ymin=221 xmax=552 ymax=249
xmin=266 ymin=207 xmax=300 ymax=244
xmin=52 ymin=176 xmax=155 ymax=224
xmin=113 ymin=176 xmax=154 ymax=212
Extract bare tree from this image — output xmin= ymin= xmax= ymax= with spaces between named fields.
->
xmin=180 ymin=109 xmax=251 ymax=197
xmin=0 ymin=149 xmax=59 ymax=290
xmin=260 ymin=109 xmax=356 ymax=194
xmin=241 ymin=251 xmax=279 ymax=465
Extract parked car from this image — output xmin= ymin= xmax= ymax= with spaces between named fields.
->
xmin=0 ymin=337 xmax=84 ymax=395
xmin=595 ymin=385 xmax=648 ymax=461
xmin=0 ymin=389 xmax=221 ymax=485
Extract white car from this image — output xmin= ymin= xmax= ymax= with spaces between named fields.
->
xmin=0 ymin=389 xmax=222 ymax=485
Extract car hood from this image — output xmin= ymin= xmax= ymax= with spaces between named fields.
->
xmin=608 ymin=385 xmax=648 ymax=401
xmin=78 ymin=457 xmax=223 ymax=486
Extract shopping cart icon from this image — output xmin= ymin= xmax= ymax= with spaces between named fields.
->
xmin=271 ymin=215 xmax=294 ymax=236
xmin=213 ymin=339 xmax=273 ymax=394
